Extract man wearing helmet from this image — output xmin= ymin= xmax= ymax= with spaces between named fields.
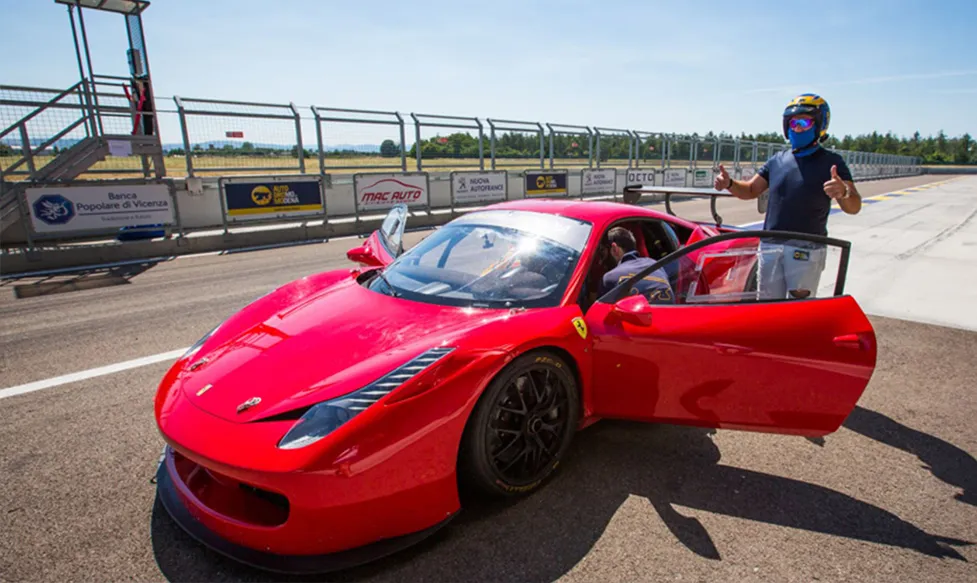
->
xmin=714 ymin=93 xmax=862 ymax=299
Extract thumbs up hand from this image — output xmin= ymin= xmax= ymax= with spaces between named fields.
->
xmin=714 ymin=164 xmax=731 ymax=191
xmin=824 ymin=165 xmax=847 ymax=199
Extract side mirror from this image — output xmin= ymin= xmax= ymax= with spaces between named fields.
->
xmin=346 ymin=244 xmax=384 ymax=268
xmin=612 ymin=294 xmax=654 ymax=326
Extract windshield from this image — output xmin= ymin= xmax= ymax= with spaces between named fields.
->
xmin=368 ymin=209 xmax=592 ymax=308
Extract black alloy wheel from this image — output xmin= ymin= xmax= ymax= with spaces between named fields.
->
xmin=459 ymin=350 xmax=580 ymax=498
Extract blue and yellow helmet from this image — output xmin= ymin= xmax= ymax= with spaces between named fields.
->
xmin=783 ymin=93 xmax=831 ymax=143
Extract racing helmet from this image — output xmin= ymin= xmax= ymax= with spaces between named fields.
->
xmin=782 ymin=93 xmax=831 ymax=143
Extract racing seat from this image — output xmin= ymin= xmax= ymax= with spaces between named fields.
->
xmin=625 ymin=224 xmax=649 ymax=257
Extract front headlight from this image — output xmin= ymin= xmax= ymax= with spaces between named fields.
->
xmin=277 ymin=346 xmax=455 ymax=450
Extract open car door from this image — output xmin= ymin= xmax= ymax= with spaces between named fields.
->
xmin=346 ymin=204 xmax=408 ymax=267
xmin=584 ymin=230 xmax=877 ymax=437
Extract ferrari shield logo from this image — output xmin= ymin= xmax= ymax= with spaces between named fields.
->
xmin=572 ymin=317 xmax=588 ymax=339
xmin=236 ymin=397 xmax=261 ymax=413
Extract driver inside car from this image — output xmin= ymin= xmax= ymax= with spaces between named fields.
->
xmin=599 ymin=227 xmax=674 ymax=303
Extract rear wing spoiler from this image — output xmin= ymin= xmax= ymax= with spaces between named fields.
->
xmin=622 ymin=184 xmax=769 ymax=227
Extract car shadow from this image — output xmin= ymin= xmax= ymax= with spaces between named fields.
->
xmin=4 ymin=259 xmax=164 ymax=298
xmin=843 ymin=405 xmax=977 ymax=507
xmin=151 ymin=421 xmax=972 ymax=583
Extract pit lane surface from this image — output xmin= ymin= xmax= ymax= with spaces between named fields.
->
xmin=1 ymin=174 xmax=975 ymax=582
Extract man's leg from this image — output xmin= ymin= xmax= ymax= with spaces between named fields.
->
xmin=757 ymin=241 xmax=787 ymax=300
xmin=784 ymin=244 xmax=827 ymax=299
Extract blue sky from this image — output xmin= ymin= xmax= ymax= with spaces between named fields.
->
xmin=2 ymin=0 xmax=975 ymax=147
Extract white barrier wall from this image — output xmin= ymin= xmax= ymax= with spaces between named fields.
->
xmin=0 ymin=156 xmax=924 ymax=248
xmin=165 ymin=161 xmax=918 ymax=233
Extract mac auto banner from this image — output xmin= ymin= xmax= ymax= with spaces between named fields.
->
xmin=354 ymin=172 xmax=430 ymax=211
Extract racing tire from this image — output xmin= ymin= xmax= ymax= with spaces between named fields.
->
xmin=458 ymin=350 xmax=580 ymax=499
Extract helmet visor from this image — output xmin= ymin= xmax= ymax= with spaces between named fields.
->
xmin=788 ymin=116 xmax=816 ymax=132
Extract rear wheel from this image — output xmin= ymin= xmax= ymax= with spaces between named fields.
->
xmin=459 ymin=350 xmax=580 ymax=498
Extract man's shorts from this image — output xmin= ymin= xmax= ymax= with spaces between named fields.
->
xmin=757 ymin=239 xmax=827 ymax=300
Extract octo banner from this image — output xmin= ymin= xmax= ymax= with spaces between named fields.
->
xmin=220 ymin=175 xmax=324 ymax=222
xmin=354 ymin=172 xmax=430 ymax=211
xmin=25 ymin=183 xmax=174 ymax=234
xmin=581 ymin=168 xmax=617 ymax=195
xmin=525 ymin=170 xmax=568 ymax=197
xmin=624 ymin=168 xmax=657 ymax=187
xmin=451 ymin=171 xmax=507 ymax=205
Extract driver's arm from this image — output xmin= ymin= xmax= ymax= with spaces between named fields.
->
xmin=726 ymin=174 xmax=768 ymax=201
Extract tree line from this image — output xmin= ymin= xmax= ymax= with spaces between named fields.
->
xmin=388 ymin=130 xmax=976 ymax=165
xmin=3 ymin=130 xmax=972 ymax=165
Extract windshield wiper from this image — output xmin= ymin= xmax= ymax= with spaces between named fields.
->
xmin=375 ymin=269 xmax=399 ymax=298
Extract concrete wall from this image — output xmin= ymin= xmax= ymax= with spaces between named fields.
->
xmin=922 ymin=166 xmax=977 ymax=174
xmin=96 ymin=166 xmax=656 ymax=234
xmin=181 ymin=167 xmax=628 ymax=227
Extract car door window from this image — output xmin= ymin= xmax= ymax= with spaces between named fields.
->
xmin=602 ymin=231 xmax=850 ymax=305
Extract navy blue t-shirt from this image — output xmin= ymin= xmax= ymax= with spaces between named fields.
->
xmin=758 ymin=147 xmax=852 ymax=236
xmin=601 ymin=251 xmax=673 ymax=303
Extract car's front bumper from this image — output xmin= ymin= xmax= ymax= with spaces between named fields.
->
xmin=154 ymin=445 xmax=457 ymax=575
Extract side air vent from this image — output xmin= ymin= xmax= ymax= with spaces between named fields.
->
xmin=342 ymin=347 xmax=455 ymax=412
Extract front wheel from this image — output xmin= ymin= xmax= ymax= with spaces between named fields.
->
xmin=458 ymin=350 xmax=580 ymax=498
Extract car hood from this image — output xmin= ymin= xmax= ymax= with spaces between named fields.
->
xmin=178 ymin=277 xmax=509 ymax=422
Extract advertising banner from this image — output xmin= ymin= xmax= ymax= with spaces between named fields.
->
xmin=525 ymin=170 xmax=568 ymax=197
xmin=692 ymin=168 xmax=713 ymax=188
xmin=221 ymin=175 xmax=323 ymax=222
xmin=624 ymin=169 xmax=656 ymax=187
xmin=25 ymin=183 xmax=174 ymax=234
xmin=581 ymin=168 xmax=618 ymax=195
xmin=662 ymin=169 xmax=687 ymax=188
xmin=354 ymin=172 xmax=430 ymax=211
xmin=451 ymin=171 xmax=507 ymax=205
xmin=739 ymin=167 xmax=756 ymax=180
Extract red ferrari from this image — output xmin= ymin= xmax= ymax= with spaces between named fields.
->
xmin=153 ymin=197 xmax=877 ymax=573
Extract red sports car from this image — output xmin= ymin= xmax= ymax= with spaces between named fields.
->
xmin=153 ymin=198 xmax=877 ymax=574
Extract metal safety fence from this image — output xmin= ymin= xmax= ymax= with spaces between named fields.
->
xmin=3 ymin=85 xmax=924 ymax=183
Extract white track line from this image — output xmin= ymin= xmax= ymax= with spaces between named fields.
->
xmin=0 ymin=348 xmax=189 ymax=401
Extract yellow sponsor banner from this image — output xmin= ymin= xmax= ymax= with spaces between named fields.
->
xmin=228 ymin=204 xmax=323 ymax=216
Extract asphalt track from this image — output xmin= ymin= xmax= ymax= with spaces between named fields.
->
xmin=1 ymin=174 xmax=975 ymax=582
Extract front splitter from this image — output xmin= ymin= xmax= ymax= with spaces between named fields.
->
xmin=153 ymin=450 xmax=457 ymax=575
